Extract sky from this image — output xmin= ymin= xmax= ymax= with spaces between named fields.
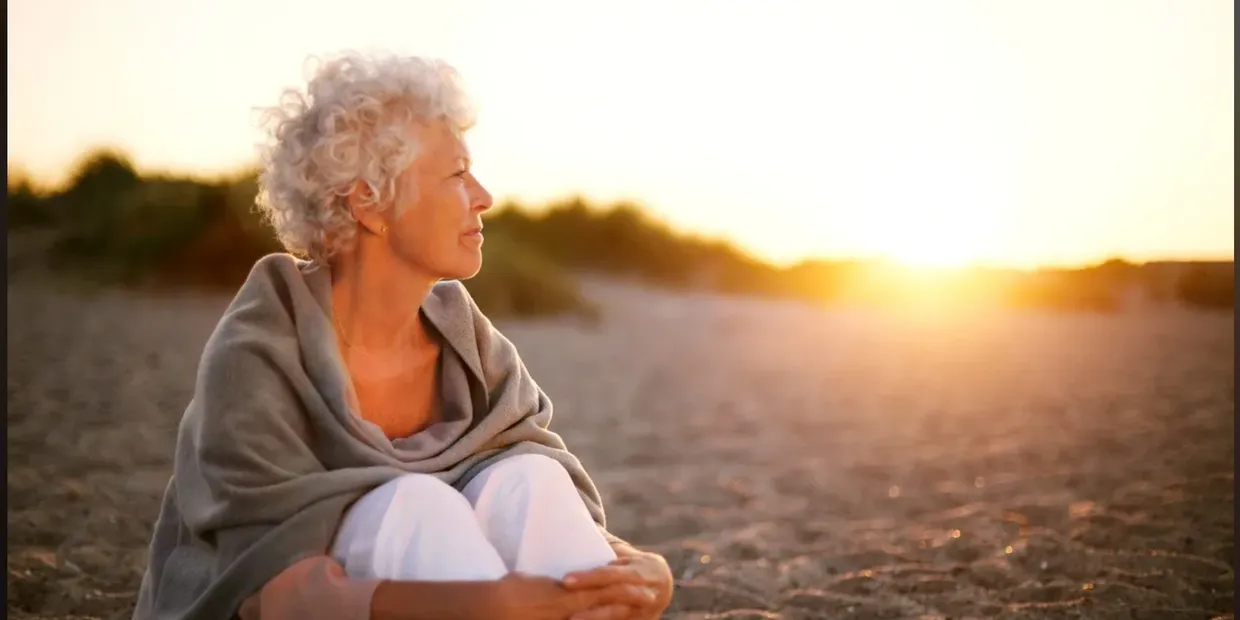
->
xmin=7 ymin=0 xmax=1234 ymax=268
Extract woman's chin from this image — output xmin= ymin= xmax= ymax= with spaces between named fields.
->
xmin=444 ymin=256 xmax=483 ymax=281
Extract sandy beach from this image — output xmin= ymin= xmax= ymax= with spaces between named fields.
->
xmin=7 ymin=255 xmax=1235 ymax=619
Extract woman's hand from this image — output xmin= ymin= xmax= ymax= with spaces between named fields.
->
xmin=489 ymin=571 xmax=658 ymax=620
xmin=561 ymin=550 xmax=674 ymax=620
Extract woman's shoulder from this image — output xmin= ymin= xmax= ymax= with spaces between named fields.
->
xmin=202 ymin=253 xmax=318 ymax=363
xmin=425 ymin=279 xmax=489 ymax=328
xmin=227 ymin=252 xmax=316 ymax=319
xmin=427 ymin=278 xmax=473 ymax=305
xmin=243 ymin=252 xmax=318 ymax=295
xmin=424 ymin=279 xmax=515 ymax=379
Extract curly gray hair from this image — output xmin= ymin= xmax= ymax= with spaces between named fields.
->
xmin=255 ymin=52 xmax=476 ymax=262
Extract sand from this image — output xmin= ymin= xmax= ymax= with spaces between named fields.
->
xmin=7 ymin=256 xmax=1235 ymax=619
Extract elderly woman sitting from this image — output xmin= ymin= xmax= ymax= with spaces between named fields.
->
xmin=133 ymin=52 xmax=673 ymax=620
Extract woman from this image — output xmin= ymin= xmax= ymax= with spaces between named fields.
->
xmin=133 ymin=52 xmax=673 ymax=620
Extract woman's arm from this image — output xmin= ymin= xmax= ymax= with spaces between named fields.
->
xmin=240 ymin=555 xmax=658 ymax=620
xmin=237 ymin=557 xmax=379 ymax=620
xmin=238 ymin=556 xmax=498 ymax=620
xmin=369 ymin=580 xmax=499 ymax=620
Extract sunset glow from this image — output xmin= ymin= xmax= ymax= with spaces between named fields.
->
xmin=7 ymin=0 xmax=1233 ymax=269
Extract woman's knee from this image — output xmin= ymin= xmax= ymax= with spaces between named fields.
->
xmin=467 ymin=454 xmax=615 ymax=579
xmin=345 ymin=473 xmax=474 ymax=531
xmin=333 ymin=473 xmax=507 ymax=580
xmin=378 ymin=473 xmax=473 ymax=513
xmin=485 ymin=453 xmax=576 ymax=493
xmin=335 ymin=474 xmax=475 ymax=551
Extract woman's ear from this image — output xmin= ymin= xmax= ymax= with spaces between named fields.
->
xmin=347 ymin=180 xmax=388 ymax=236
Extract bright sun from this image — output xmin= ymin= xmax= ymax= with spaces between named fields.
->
xmin=885 ymin=236 xmax=981 ymax=269
xmin=876 ymin=214 xmax=994 ymax=270
xmin=851 ymin=145 xmax=1004 ymax=271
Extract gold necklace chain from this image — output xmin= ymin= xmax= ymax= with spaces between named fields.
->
xmin=334 ymin=314 xmax=417 ymax=354
xmin=333 ymin=314 xmax=358 ymax=349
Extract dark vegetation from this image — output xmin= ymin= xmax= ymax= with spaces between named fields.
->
xmin=8 ymin=149 xmax=1233 ymax=316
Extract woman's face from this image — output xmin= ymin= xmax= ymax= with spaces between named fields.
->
xmin=382 ymin=120 xmax=492 ymax=280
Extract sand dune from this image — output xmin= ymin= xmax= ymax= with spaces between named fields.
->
xmin=7 ymin=268 xmax=1234 ymax=619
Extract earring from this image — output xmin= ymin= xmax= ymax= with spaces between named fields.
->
xmin=380 ymin=225 xmax=388 ymax=234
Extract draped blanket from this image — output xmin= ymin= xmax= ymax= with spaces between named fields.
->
xmin=133 ymin=254 xmax=617 ymax=620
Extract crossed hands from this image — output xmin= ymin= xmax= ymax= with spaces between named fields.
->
xmin=496 ymin=548 xmax=674 ymax=620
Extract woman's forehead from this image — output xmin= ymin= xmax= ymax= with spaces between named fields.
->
xmin=415 ymin=121 xmax=469 ymax=156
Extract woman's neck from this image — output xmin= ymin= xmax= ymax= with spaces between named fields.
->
xmin=329 ymin=240 xmax=437 ymax=353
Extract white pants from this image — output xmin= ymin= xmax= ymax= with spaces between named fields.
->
xmin=330 ymin=454 xmax=617 ymax=581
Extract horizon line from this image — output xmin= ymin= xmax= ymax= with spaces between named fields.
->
xmin=7 ymin=150 xmax=1235 ymax=273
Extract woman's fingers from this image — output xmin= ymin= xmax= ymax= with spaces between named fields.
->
xmin=591 ymin=582 xmax=658 ymax=608
xmin=562 ymin=565 xmax=646 ymax=590
xmin=570 ymin=604 xmax=633 ymax=620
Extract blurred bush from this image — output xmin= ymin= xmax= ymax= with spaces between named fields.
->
xmin=13 ymin=150 xmax=597 ymax=318
xmin=8 ymin=168 xmax=54 ymax=229
xmin=9 ymin=147 xmax=1233 ymax=316
xmin=1175 ymin=263 xmax=1234 ymax=310
xmin=485 ymin=197 xmax=750 ymax=288
xmin=463 ymin=231 xmax=598 ymax=320
xmin=1000 ymin=269 xmax=1122 ymax=312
